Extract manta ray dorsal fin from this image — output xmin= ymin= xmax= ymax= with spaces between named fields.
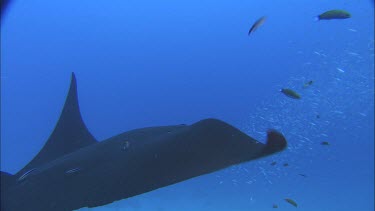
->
xmin=20 ymin=73 xmax=97 ymax=172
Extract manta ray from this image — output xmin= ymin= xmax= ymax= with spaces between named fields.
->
xmin=1 ymin=0 xmax=11 ymax=16
xmin=0 ymin=73 xmax=287 ymax=210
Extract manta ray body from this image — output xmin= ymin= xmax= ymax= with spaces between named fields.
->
xmin=1 ymin=73 xmax=287 ymax=211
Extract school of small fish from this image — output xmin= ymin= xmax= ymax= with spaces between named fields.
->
xmin=247 ymin=5 xmax=353 ymax=210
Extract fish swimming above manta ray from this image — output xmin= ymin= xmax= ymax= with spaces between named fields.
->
xmin=0 ymin=73 xmax=287 ymax=211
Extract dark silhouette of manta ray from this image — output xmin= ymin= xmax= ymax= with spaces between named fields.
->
xmin=1 ymin=0 xmax=11 ymax=17
xmin=0 ymin=73 xmax=287 ymax=211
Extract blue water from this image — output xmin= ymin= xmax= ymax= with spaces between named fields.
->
xmin=1 ymin=0 xmax=374 ymax=210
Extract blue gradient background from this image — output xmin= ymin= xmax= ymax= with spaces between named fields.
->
xmin=1 ymin=0 xmax=374 ymax=210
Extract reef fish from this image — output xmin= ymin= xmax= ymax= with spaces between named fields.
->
xmin=280 ymin=88 xmax=301 ymax=99
xmin=248 ymin=16 xmax=267 ymax=35
xmin=321 ymin=141 xmax=330 ymax=146
xmin=285 ymin=198 xmax=298 ymax=207
xmin=303 ymin=80 xmax=313 ymax=88
xmin=317 ymin=10 xmax=351 ymax=20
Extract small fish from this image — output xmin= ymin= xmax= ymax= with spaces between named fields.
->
xmin=285 ymin=198 xmax=298 ymax=207
xmin=358 ymin=112 xmax=367 ymax=117
xmin=347 ymin=51 xmax=360 ymax=56
xmin=321 ymin=141 xmax=330 ymax=146
xmin=248 ymin=16 xmax=267 ymax=35
xmin=273 ymin=204 xmax=278 ymax=208
xmin=283 ymin=163 xmax=289 ymax=167
xmin=298 ymin=174 xmax=307 ymax=177
xmin=270 ymin=161 xmax=277 ymax=166
xmin=347 ymin=28 xmax=357 ymax=32
xmin=303 ymin=80 xmax=313 ymax=88
xmin=280 ymin=88 xmax=301 ymax=99
xmin=316 ymin=114 xmax=320 ymax=119
xmin=337 ymin=67 xmax=345 ymax=73
xmin=317 ymin=10 xmax=351 ymax=20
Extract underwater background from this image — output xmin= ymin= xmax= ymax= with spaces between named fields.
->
xmin=1 ymin=0 xmax=374 ymax=210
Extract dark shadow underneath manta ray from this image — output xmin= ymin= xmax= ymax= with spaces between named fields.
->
xmin=1 ymin=73 xmax=287 ymax=211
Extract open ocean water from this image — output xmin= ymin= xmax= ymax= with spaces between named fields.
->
xmin=1 ymin=0 xmax=374 ymax=210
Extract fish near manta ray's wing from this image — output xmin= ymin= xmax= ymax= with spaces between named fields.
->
xmin=18 ymin=73 xmax=97 ymax=175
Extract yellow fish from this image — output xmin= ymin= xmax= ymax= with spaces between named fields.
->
xmin=280 ymin=88 xmax=301 ymax=99
xmin=285 ymin=198 xmax=298 ymax=207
